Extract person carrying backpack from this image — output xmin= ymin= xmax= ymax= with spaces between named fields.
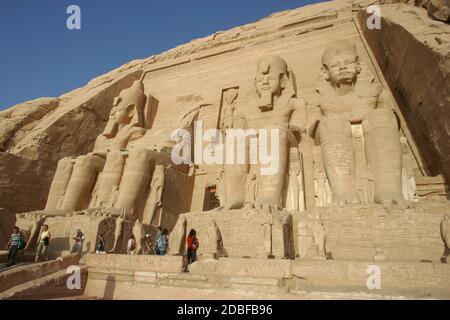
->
xmin=96 ymin=234 xmax=106 ymax=254
xmin=186 ymin=229 xmax=199 ymax=264
xmin=153 ymin=226 xmax=162 ymax=255
xmin=6 ymin=226 xmax=25 ymax=267
xmin=34 ymin=224 xmax=51 ymax=262
xmin=156 ymin=229 xmax=168 ymax=255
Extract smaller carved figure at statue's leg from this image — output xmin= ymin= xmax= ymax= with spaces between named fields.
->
xmin=143 ymin=200 xmax=158 ymax=225
xmin=312 ymin=220 xmax=326 ymax=258
xmin=263 ymin=224 xmax=272 ymax=257
xmin=45 ymin=157 xmax=75 ymax=210
xmin=363 ymin=109 xmax=406 ymax=207
xmin=60 ymin=155 xmax=105 ymax=211
xmin=115 ymin=149 xmax=153 ymax=219
xmin=95 ymin=151 xmax=125 ymax=208
xmin=111 ymin=218 xmax=124 ymax=253
xmin=25 ymin=215 xmax=45 ymax=250
xmin=318 ymin=117 xmax=359 ymax=205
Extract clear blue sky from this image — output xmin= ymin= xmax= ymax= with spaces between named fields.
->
xmin=0 ymin=0 xmax=323 ymax=110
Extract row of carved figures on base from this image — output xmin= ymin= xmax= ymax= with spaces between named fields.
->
xmin=15 ymin=208 xmax=450 ymax=264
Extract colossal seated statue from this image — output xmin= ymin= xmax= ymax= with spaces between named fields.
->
xmin=223 ymin=55 xmax=307 ymax=212
xmin=309 ymin=40 xmax=405 ymax=206
xmin=45 ymin=80 xmax=152 ymax=218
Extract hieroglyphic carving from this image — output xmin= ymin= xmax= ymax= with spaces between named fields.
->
xmin=297 ymin=210 xmax=326 ymax=259
xmin=244 ymin=173 xmax=259 ymax=209
xmin=214 ymin=169 xmax=226 ymax=209
xmin=220 ymin=87 xmax=239 ymax=132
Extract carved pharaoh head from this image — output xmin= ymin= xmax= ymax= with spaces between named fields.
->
xmin=322 ymin=40 xmax=361 ymax=86
xmin=103 ymin=81 xmax=146 ymax=138
xmin=255 ymin=55 xmax=289 ymax=110
xmin=113 ymin=80 xmax=146 ymax=127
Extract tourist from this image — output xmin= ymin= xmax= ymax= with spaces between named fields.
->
xmin=34 ymin=224 xmax=51 ymax=263
xmin=96 ymin=234 xmax=106 ymax=254
xmin=127 ymin=234 xmax=136 ymax=254
xmin=186 ymin=229 xmax=199 ymax=264
xmin=156 ymin=228 xmax=169 ymax=255
xmin=154 ymin=226 xmax=162 ymax=255
xmin=70 ymin=229 xmax=85 ymax=255
xmin=6 ymin=226 xmax=25 ymax=267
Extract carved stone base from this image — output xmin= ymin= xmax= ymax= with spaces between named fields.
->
xmin=189 ymin=257 xmax=292 ymax=278
xmin=299 ymin=201 xmax=450 ymax=261
xmin=16 ymin=209 xmax=118 ymax=259
xmin=81 ymin=253 xmax=185 ymax=274
xmin=172 ymin=208 xmax=294 ymax=259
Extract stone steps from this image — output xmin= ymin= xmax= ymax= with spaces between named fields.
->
xmin=79 ymin=254 xmax=450 ymax=299
xmin=46 ymin=294 xmax=99 ymax=300
xmin=0 ymin=264 xmax=87 ymax=300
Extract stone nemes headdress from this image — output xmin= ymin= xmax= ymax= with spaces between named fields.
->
xmin=321 ymin=40 xmax=358 ymax=67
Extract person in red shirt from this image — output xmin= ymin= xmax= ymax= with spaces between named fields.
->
xmin=186 ymin=229 xmax=199 ymax=264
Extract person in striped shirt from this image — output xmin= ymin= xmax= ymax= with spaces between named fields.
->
xmin=6 ymin=226 xmax=24 ymax=267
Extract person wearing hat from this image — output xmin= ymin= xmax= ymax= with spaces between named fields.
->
xmin=70 ymin=228 xmax=85 ymax=255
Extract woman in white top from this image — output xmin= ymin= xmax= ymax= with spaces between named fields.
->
xmin=34 ymin=224 xmax=51 ymax=263
xmin=127 ymin=235 xmax=136 ymax=254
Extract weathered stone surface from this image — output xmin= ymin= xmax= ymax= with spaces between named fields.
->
xmin=310 ymin=201 xmax=450 ymax=261
xmin=189 ymin=257 xmax=292 ymax=278
xmin=0 ymin=97 xmax=59 ymax=151
xmin=0 ymin=253 xmax=79 ymax=293
xmin=175 ymin=209 xmax=293 ymax=259
xmin=0 ymin=266 xmax=88 ymax=300
xmin=15 ymin=210 xmax=116 ymax=258
xmin=81 ymin=253 xmax=184 ymax=273
xmin=290 ymin=259 xmax=450 ymax=292
xmin=358 ymin=4 xmax=450 ymax=187
xmin=428 ymin=0 xmax=450 ymax=21
xmin=1 ymin=0 xmax=449 ymax=299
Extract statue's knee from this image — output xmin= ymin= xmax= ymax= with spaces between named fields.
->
xmin=74 ymin=154 xmax=100 ymax=171
xmin=319 ymin=117 xmax=351 ymax=140
xmin=106 ymin=151 xmax=124 ymax=166
xmin=363 ymin=109 xmax=398 ymax=131
xmin=75 ymin=155 xmax=91 ymax=166
xmin=58 ymin=156 xmax=74 ymax=166
xmin=127 ymin=149 xmax=152 ymax=168
xmin=129 ymin=148 xmax=151 ymax=161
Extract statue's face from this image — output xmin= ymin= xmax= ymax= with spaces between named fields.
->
xmin=255 ymin=60 xmax=283 ymax=98
xmin=325 ymin=53 xmax=359 ymax=85
xmin=114 ymin=103 xmax=132 ymax=125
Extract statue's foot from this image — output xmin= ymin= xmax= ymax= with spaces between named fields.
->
xmin=223 ymin=203 xmax=236 ymax=210
xmin=332 ymin=192 xmax=360 ymax=205
xmin=243 ymin=203 xmax=255 ymax=209
xmin=375 ymin=193 xmax=408 ymax=209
